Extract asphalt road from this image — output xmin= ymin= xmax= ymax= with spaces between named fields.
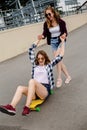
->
xmin=0 ymin=24 xmax=87 ymax=130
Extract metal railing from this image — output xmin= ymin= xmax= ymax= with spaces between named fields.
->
xmin=0 ymin=0 xmax=87 ymax=31
xmin=76 ymin=1 xmax=87 ymax=13
xmin=0 ymin=0 xmax=53 ymax=31
xmin=0 ymin=7 xmax=44 ymax=31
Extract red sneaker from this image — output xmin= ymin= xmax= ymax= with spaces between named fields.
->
xmin=22 ymin=106 xmax=30 ymax=116
xmin=0 ymin=104 xmax=16 ymax=116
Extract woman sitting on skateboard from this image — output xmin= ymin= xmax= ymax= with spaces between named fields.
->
xmin=0 ymin=37 xmax=64 ymax=116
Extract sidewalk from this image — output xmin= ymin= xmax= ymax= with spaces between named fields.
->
xmin=0 ymin=24 xmax=87 ymax=130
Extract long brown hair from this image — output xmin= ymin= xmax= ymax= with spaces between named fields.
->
xmin=35 ymin=50 xmax=50 ymax=65
xmin=44 ymin=6 xmax=60 ymax=28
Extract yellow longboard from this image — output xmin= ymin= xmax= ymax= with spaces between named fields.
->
xmin=29 ymin=90 xmax=54 ymax=111
xmin=30 ymin=99 xmax=44 ymax=111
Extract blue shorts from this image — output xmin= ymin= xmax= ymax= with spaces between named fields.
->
xmin=51 ymin=37 xmax=60 ymax=51
xmin=35 ymin=83 xmax=51 ymax=99
xmin=51 ymin=37 xmax=66 ymax=51
xmin=41 ymin=83 xmax=51 ymax=96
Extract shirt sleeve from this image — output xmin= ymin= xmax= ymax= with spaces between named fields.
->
xmin=42 ymin=22 xmax=48 ymax=38
xmin=50 ymin=55 xmax=63 ymax=67
xmin=28 ymin=44 xmax=37 ymax=64
xmin=59 ymin=19 xmax=68 ymax=36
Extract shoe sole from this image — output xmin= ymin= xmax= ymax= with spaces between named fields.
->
xmin=56 ymin=79 xmax=62 ymax=88
xmin=22 ymin=112 xmax=30 ymax=116
xmin=0 ymin=107 xmax=16 ymax=116
xmin=22 ymin=114 xmax=28 ymax=116
xmin=56 ymin=85 xmax=62 ymax=88
xmin=56 ymin=82 xmax=62 ymax=88
xmin=65 ymin=79 xmax=71 ymax=84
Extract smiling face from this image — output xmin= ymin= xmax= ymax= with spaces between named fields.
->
xmin=37 ymin=54 xmax=45 ymax=66
xmin=35 ymin=50 xmax=50 ymax=66
xmin=45 ymin=9 xmax=54 ymax=21
xmin=44 ymin=6 xmax=60 ymax=28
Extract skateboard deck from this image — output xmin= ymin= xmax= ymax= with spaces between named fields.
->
xmin=30 ymin=99 xmax=44 ymax=111
xmin=29 ymin=90 xmax=54 ymax=111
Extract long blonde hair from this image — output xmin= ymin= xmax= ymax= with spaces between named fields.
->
xmin=44 ymin=6 xmax=60 ymax=28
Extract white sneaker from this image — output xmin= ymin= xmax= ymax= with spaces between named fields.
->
xmin=65 ymin=76 xmax=71 ymax=84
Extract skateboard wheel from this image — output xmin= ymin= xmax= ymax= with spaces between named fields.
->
xmin=36 ymin=107 xmax=41 ymax=112
xmin=50 ymin=90 xmax=54 ymax=95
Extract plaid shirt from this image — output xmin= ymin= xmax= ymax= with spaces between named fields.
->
xmin=28 ymin=44 xmax=63 ymax=89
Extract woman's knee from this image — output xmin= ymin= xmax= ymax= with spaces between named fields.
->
xmin=28 ymin=79 xmax=36 ymax=85
xmin=17 ymin=85 xmax=24 ymax=93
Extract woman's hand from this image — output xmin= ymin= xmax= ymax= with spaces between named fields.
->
xmin=38 ymin=35 xmax=44 ymax=40
xmin=60 ymin=33 xmax=66 ymax=41
xmin=55 ymin=36 xmax=65 ymax=57
xmin=60 ymin=35 xmax=65 ymax=43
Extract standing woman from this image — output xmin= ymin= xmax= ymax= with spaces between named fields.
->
xmin=38 ymin=6 xmax=71 ymax=87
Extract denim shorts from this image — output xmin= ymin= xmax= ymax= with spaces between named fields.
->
xmin=51 ymin=37 xmax=66 ymax=51
xmin=35 ymin=83 xmax=51 ymax=99
xmin=51 ymin=37 xmax=60 ymax=51
xmin=41 ymin=83 xmax=51 ymax=96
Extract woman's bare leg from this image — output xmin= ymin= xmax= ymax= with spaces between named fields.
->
xmin=25 ymin=79 xmax=48 ymax=107
xmin=10 ymin=86 xmax=28 ymax=108
xmin=10 ymin=78 xmax=48 ymax=108
xmin=61 ymin=61 xmax=70 ymax=78
xmin=53 ymin=50 xmax=62 ymax=87
xmin=53 ymin=47 xmax=63 ymax=80
xmin=57 ymin=61 xmax=62 ymax=79
xmin=53 ymin=43 xmax=71 ymax=86
xmin=10 ymin=85 xmax=36 ymax=108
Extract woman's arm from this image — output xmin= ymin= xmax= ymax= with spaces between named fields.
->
xmin=50 ymin=38 xmax=65 ymax=67
xmin=28 ymin=41 xmax=40 ymax=64
xmin=38 ymin=22 xmax=48 ymax=40
xmin=28 ymin=44 xmax=36 ymax=64
xmin=59 ymin=19 xmax=68 ymax=36
xmin=59 ymin=19 xmax=68 ymax=42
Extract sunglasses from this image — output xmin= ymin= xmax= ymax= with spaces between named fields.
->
xmin=37 ymin=57 xmax=45 ymax=61
xmin=45 ymin=13 xmax=51 ymax=18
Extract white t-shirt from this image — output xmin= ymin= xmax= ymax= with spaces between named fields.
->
xmin=34 ymin=66 xmax=49 ymax=84
xmin=49 ymin=25 xmax=61 ymax=37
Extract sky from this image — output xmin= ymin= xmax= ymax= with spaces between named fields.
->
xmin=58 ymin=0 xmax=86 ymax=11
